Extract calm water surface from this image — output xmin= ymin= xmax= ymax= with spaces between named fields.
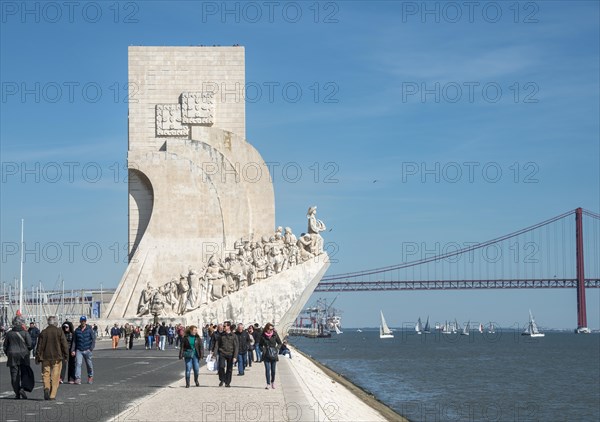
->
xmin=290 ymin=330 xmax=600 ymax=422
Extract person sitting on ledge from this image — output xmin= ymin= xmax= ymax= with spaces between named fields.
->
xmin=278 ymin=341 xmax=292 ymax=359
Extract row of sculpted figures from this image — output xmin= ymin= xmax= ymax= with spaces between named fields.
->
xmin=137 ymin=207 xmax=326 ymax=316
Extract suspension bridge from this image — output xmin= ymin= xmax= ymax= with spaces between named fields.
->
xmin=315 ymin=207 xmax=600 ymax=333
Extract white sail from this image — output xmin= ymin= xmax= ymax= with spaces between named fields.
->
xmin=522 ymin=309 xmax=545 ymax=337
xmin=461 ymin=320 xmax=470 ymax=335
xmin=380 ymin=310 xmax=394 ymax=338
xmin=479 ymin=323 xmax=484 ymax=333
xmin=415 ymin=317 xmax=423 ymax=334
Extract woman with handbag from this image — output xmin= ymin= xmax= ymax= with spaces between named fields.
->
xmin=259 ymin=323 xmax=282 ymax=389
xmin=178 ymin=325 xmax=203 ymax=388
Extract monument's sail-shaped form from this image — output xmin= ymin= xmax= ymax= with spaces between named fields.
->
xmin=105 ymin=47 xmax=329 ymax=333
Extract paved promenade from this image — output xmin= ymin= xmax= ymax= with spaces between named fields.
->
xmin=1 ymin=339 xmax=404 ymax=421
xmin=113 ymin=346 xmax=395 ymax=422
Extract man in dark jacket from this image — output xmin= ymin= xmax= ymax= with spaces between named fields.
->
xmin=234 ymin=323 xmax=250 ymax=376
xmin=252 ymin=323 xmax=262 ymax=362
xmin=158 ymin=322 xmax=168 ymax=350
xmin=110 ymin=323 xmax=120 ymax=349
xmin=28 ymin=322 xmax=40 ymax=355
xmin=35 ymin=316 xmax=69 ymax=400
xmin=212 ymin=321 xmax=238 ymax=387
xmin=71 ymin=316 xmax=95 ymax=384
xmin=3 ymin=315 xmax=33 ymax=399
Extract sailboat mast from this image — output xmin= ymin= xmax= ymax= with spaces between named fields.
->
xmin=19 ymin=219 xmax=24 ymax=313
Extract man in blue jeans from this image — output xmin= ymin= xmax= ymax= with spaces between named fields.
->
xmin=234 ymin=323 xmax=250 ymax=375
xmin=70 ymin=316 xmax=95 ymax=385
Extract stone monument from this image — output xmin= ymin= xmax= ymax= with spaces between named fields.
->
xmin=104 ymin=47 xmax=329 ymax=333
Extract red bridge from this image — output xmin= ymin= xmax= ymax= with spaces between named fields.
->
xmin=316 ymin=207 xmax=600 ymax=332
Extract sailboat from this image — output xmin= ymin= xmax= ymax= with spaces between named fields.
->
xmin=478 ymin=323 xmax=484 ymax=334
xmin=415 ymin=317 xmax=423 ymax=334
xmin=522 ymin=310 xmax=545 ymax=338
xmin=379 ymin=310 xmax=394 ymax=339
xmin=461 ymin=321 xmax=470 ymax=336
xmin=423 ymin=316 xmax=431 ymax=334
xmin=452 ymin=319 xmax=459 ymax=334
xmin=488 ymin=322 xmax=495 ymax=334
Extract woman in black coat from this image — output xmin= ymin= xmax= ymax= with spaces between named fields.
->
xmin=2 ymin=315 xmax=33 ymax=399
xmin=258 ymin=322 xmax=282 ymax=389
xmin=60 ymin=321 xmax=76 ymax=383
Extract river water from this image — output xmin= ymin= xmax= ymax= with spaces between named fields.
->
xmin=290 ymin=330 xmax=599 ymax=421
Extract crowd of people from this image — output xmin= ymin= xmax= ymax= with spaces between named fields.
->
xmin=2 ymin=314 xmax=96 ymax=400
xmin=2 ymin=313 xmax=292 ymax=400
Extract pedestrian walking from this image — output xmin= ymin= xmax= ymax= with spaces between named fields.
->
xmin=147 ymin=324 xmax=156 ymax=349
xmin=28 ymin=322 xmax=40 ymax=356
xmin=111 ymin=323 xmax=120 ymax=349
xmin=175 ymin=324 xmax=184 ymax=348
xmin=125 ymin=324 xmax=134 ymax=350
xmin=71 ymin=316 xmax=95 ymax=385
xmin=259 ymin=322 xmax=282 ymax=389
xmin=2 ymin=315 xmax=33 ymax=399
xmin=35 ymin=316 xmax=69 ymax=400
xmin=158 ymin=322 xmax=168 ymax=350
xmin=212 ymin=321 xmax=238 ymax=388
xmin=247 ymin=325 xmax=255 ymax=367
xmin=210 ymin=323 xmax=224 ymax=383
xmin=60 ymin=321 xmax=76 ymax=383
xmin=252 ymin=323 xmax=262 ymax=362
xmin=179 ymin=325 xmax=203 ymax=388
xmin=168 ymin=324 xmax=175 ymax=346
xmin=234 ymin=323 xmax=250 ymax=375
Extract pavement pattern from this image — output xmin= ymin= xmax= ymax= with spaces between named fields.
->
xmin=0 ymin=338 xmax=184 ymax=422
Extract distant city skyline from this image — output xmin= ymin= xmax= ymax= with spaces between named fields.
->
xmin=1 ymin=1 xmax=599 ymax=329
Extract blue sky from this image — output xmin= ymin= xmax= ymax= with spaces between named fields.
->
xmin=1 ymin=1 xmax=599 ymax=329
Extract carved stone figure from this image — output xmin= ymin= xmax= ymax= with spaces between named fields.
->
xmin=186 ymin=268 xmax=202 ymax=312
xmin=133 ymin=206 xmax=327 ymax=317
xmin=297 ymin=234 xmax=315 ymax=262
xmin=307 ymin=206 xmax=326 ymax=254
xmin=176 ymin=273 xmax=190 ymax=315
xmin=137 ymin=282 xmax=156 ymax=316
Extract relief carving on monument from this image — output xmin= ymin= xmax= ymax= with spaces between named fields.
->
xmin=156 ymin=104 xmax=189 ymax=137
xmin=181 ymin=92 xmax=215 ymax=125
xmin=156 ymin=92 xmax=215 ymax=138
xmin=136 ymin=207 xmax=327 ymax=317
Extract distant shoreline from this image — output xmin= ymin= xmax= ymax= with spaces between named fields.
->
xmin=290 ymin=345 xmax=409 ymax=422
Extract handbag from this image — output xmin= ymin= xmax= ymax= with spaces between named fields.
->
xmin=20 ymin=364 xmax=35 ymax=392
xmin=183 ymin=348 xmax=194 ymax=359
xmin=265 ymin=346 xmax=278 ymax=361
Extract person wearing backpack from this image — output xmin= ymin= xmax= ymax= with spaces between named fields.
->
xmin=178 ymin=325 xmax=203 ymax=388
xmin=2 ymin=315 xmax=33 ymax=399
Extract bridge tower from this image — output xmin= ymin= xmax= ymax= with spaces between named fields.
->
xmin=575 ymin=208 xmax=589 ymax=333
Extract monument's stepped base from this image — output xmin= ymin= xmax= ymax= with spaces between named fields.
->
xmin=99 ymin=255 xmax=329 ymax=335
xmin=113 ymin=345 xmax=404 ymax=422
